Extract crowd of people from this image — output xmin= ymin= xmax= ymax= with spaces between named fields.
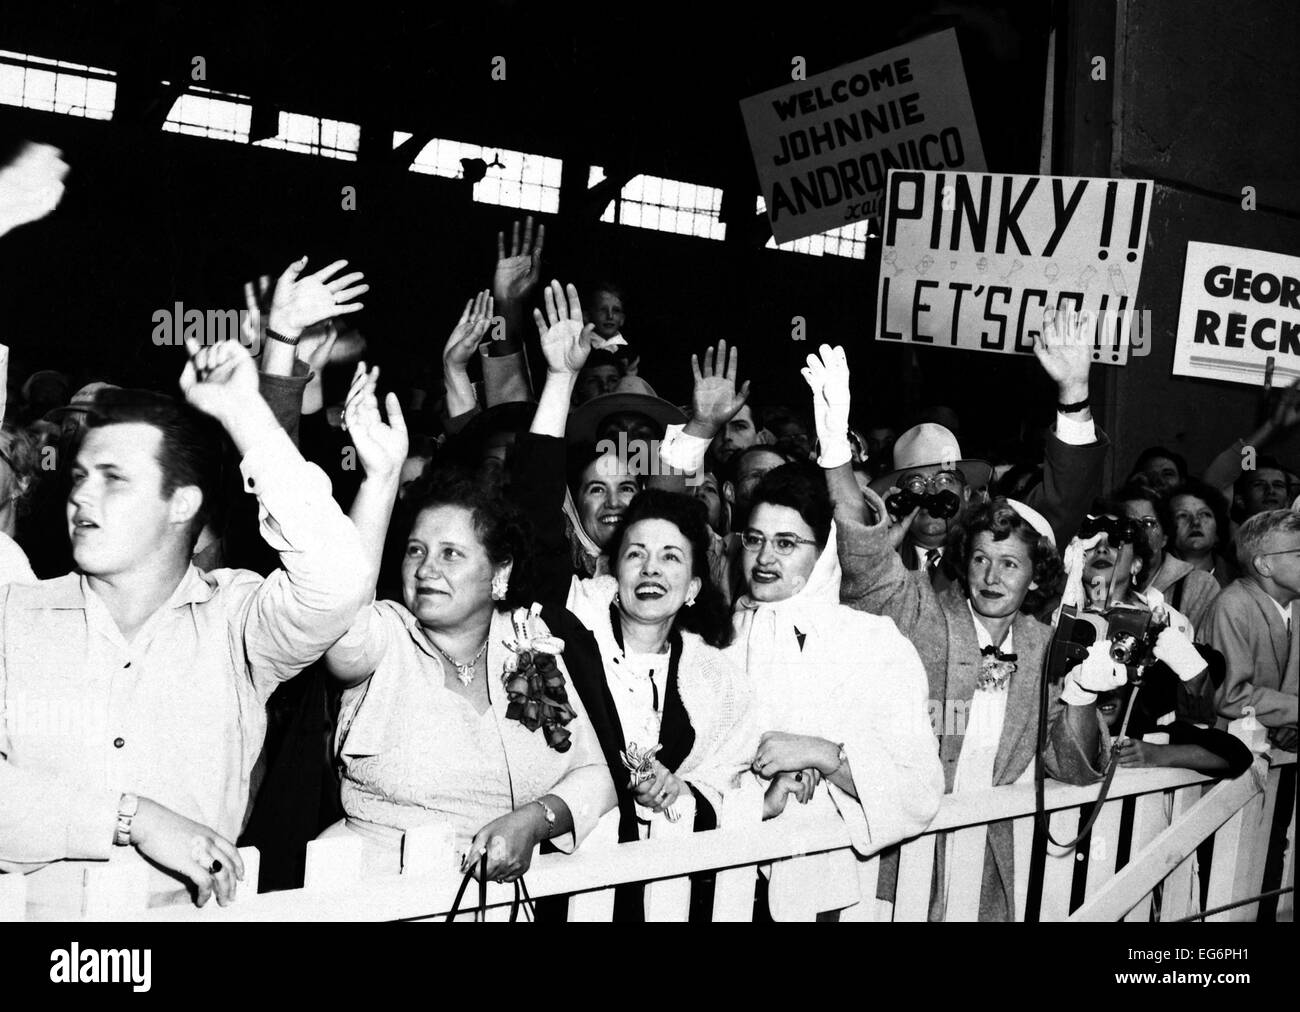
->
xmin=1 ymin=142 xmax=1297 ymax=922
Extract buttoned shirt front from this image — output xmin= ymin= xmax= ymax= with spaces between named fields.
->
xmin=0 ymin=427 xmax=367 ymax=916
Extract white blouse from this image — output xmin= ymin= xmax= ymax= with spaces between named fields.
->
xmin=324 ymin=601 xmax=617 ymax=871
xmin=608 ymin=650 xmax=668 ymax=752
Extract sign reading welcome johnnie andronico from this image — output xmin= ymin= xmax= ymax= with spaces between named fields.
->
xmin=740 ymin=29 xmax=986 ymax=244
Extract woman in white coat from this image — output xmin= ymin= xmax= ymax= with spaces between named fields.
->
xmin=726 ymin=459 xmax=944 ymax=919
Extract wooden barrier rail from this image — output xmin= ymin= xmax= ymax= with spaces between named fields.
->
xmin=3 ymin=751 xmax=1293 ymax=923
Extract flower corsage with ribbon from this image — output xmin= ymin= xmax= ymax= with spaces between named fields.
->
xmin=502 ymin=604 xmax=576 ymax=752
xmin=977 ymin=644 xmax=1018 ymax=692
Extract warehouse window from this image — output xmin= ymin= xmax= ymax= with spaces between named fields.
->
xmin=0 ymin=49 xmax=116 ymax=120
xmin=398 ymin=133 xmax=562 ymax=213
xmin=592 ymin=166 xmax=726 ymax=240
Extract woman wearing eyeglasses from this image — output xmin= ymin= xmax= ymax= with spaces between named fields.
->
xmin=725 ymin=458 xmax=944 ymax=920
xmin=1112 ymin=483 xmax=1220 ymax=633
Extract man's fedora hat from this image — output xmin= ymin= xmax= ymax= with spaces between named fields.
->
xmin=870 ymin=423 xmax=992 ymax=495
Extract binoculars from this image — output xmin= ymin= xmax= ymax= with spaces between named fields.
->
xmin=885 ymin=488 xmax=962 ymax=520
xmin=1078 ymin=514 xmax=1144 ymax=546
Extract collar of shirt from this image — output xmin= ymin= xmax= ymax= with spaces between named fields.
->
xmin=966 ymin=598 xmax=1014 ymax=655
xmin=80 ymin=565 xmax=217 ymax=649
xmin=915 ymin=544 xmax=943 ymax=569
xmin=1265 ymin=593 xmax=1293 ymax=631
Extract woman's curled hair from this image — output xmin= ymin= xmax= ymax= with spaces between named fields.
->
xmin=409 ymin=466 xmax=536 ymax=609
xmin=606 ymin=488 xmax=733 ymax=649
xmin=951 ymin=497 xmax=1064 ymax=615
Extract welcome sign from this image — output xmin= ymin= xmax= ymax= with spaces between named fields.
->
xmin=741 ymin=30 xmax=986 ymax=243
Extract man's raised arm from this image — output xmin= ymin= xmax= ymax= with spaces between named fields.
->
xmin=179 ymin=338 xmax=368 ymax=688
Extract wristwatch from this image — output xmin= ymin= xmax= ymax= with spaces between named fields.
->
xmin=114 ymin=792 xmax=139 ymax=846
xmin=534 ymin=799 xmax=557 ymax=835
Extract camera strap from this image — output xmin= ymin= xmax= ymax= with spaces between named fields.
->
xmin=1034 ymin=659 xmax=1143 ymax=851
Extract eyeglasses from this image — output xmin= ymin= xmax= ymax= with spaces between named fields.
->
xmin=899 ymin=470 xmax=965 ymax=496
xmin=739 ymin=531 xmax=818 ymax=556
xmin=1258 ymin=547 xmax=1300 ymax=558
xmin=1129 ymin=516 xmax=1162 ymax=530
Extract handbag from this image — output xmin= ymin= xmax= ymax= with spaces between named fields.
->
xmin=445 ymin=852 xmax=534 ymax=922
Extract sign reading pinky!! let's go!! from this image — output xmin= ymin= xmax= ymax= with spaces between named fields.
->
xmin=876 ymin=169 xmax=1154 ymax=365
xmin=1172 ymin=242 xmax=1300 ymax=388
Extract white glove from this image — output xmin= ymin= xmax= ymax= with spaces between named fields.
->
xmin=0 ymin=142 xmax=68 ymax=239
xmin=800 ymin=344 xmax=852 ymax=468
xmin=1152 ymin=625 xmax=1207 ymax=682
xmin=1061 ymin=641 xmax=1128 ymax=705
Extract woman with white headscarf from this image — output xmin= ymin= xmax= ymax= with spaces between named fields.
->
xmin=724 ymin=458 xmax=944 ymax=920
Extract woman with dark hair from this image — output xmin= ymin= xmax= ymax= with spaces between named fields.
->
xmin=318 ymin=365 xmax=617 ymax=886
xmin=516 ymin=284 xmax=755 ymax=917
xmin=1164 ymin=478 xmax=1237 ymax=588
xmin=1112 ymin=483 xmax=1219 ymax=630
xmin=806 ymin=346 xmax=1107 ymax=921
xmin=562 ymin=439 xmax=643 ymax=578
xmin=724 ymin=459 xmax=944 ymax=920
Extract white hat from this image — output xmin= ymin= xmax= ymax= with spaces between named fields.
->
xmin=1004 ymin=498 xmax=1056 ymax=548
xmin=870 ymin=423 xmax=992 ymax=495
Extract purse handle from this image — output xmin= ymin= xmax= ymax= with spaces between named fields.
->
xmin=446 ymin=852 xmax=489 ymax=922
xmin=445 ymin=852 xmax=532 ymax=922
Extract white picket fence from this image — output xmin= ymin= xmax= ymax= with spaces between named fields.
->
xmin=4 ymin=748 xmax=1292 ymax=923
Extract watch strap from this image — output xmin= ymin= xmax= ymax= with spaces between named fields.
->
xmin=266 ymin=328 xmax=301 ymax=347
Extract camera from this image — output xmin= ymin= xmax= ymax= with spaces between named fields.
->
xmin=1047 ymin=604 xmax=1167 ymax=684
xmin=885 ymin=488 xmax=961 ymax=519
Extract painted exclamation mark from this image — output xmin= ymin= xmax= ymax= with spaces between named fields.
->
xmin=1126 ymin=182 xmax=1147 ymax=262
xmin=1098 ymin=181 xmax=1118 ymax=259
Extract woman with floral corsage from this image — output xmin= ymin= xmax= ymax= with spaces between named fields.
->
xmin=316 ymin=363 xmax=616 ymax=885
xmin=511 ymin=282 xmax=757 ymax=919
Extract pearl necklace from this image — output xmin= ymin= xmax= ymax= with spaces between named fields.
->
xmin=433 ymin=637 xmax=490 ymax=686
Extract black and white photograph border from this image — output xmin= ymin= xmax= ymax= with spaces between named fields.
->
xmin=0 ymin=0 xmax=1294 ymax=984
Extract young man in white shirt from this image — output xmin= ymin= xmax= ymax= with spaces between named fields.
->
xmin=0 ymin=339 xmax=368 ymax=917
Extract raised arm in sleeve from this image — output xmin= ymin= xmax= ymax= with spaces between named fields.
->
xmin=233 ymin=426 xmax=369 ymax=692
xmin=1027 ymin=422 xmax=1109 ymax=551
xmin=835 ymin=512 xmax=930 ymax=640
xmin=508 ymin=431 xmax=576 ymax=610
